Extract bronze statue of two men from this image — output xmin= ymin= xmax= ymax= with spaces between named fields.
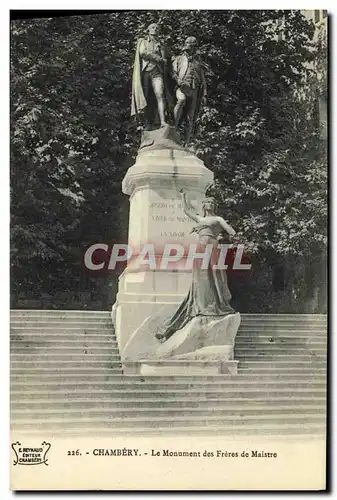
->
xmin=131 ymin=23 xmax=207 ymax=145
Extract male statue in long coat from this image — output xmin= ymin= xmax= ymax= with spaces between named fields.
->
xmin=131 ymin=23 xmax=172 ymax=129
xmin=172 ymin=36 xmax=207 ymax=144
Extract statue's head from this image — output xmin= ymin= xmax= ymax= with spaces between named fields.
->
xmin=202 ymin=197 xmax=217 ymax=215
xmin=147 ymin=23 xmax=160 ymax=36
xmin=184 ymin=36 xmax=198 ymax=53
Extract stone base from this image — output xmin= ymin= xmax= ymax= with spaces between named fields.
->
xmin=122 ymin=312 xmax=241 ymax=359
xmin=115 ymin=299 xmax=180 ymax=353
xmin=115 ymin=145 xmax=214 ymax=352
xmin=139 ymin=125 xmax=185 ymax=152
xmin=122 ymin=359 xmax=239 ymax=376
xmin=121 ymin=312 xmax=241 ymax=375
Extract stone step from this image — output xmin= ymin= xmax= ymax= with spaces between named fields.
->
xmin=10 ymin=326 xmax=114 ymax=333
xmin=11 ymin=397 xmax=325 ymax=409
xmin=10 ymin=332 xmax=326 ymax=342
xmin=239 ymin=318 xmax=327 ymax=324
xmin=9 ymin=373 xmax=326 ymax=387
xmin=240 ymin=318 xmax=327 ymax=323
xmin=240 ymin=351 xmax=327 ymax=358
xmin=238 ymin=367 xmax=326 ymax=375
xmin=239 ymin=319 xmax=327 ymax=324
xmin=10 ymin=319 xmax=113 ymax=327
xmin=10 ymin=341 xmax=118 ymax=350
xmin=9 ymin=341 xmax=325 ymax=352
xmin=235 ymin=347 xmax=327 ymax=354
xmin=11 ymin=405 xmax=325 ymax=420
xmin=10 ymin=347 xmax=325 ymax=359
xmin=10 ymin=337 xmax=327 ymax=350
xmin=10 ymin=310 xmax=326 ymax=317
xmin=10 ymin=422 xmax=325 ymax=437
xmin=239 ymin=314 xmax=326 ymax=319
xmin=11 ymin=384 xmax=325 ymax=399
xmin=11 ymin=368 xmax=123 ymax=375
xmin=238 ymin=360 xmax=326 ymax=372
xmin=11 ymin=363 xmax=322 ymax=373
xmin=9 ymin=413 xmax=325 ymax=428
xmin=238 ymin=326 xmax=327 ymax=331
xmin=10 ymin=337 xmax=118 ymax=345
xmin=237 ymin=335 xmax=326 ymax=341
xmin=241 ymin=333 xmax=326 ymax=338
xmin=10 ymin=360 xmax=120 ymax=369
xmin=11 ymin=375 xmax=326 ymax=385
xmin=10 ymin=314 xmax=326 ymax=323
xmin=9 ymin=369 xmax=326 ymax=381
xmin=236 ymin=352 xmax=327 ymax=359
xmin=239 ymin=337 xmax=327 ymax=343
xmin=10 ymin=323 xmax=327 ymax=331
xmin=236 ymin=349 xmax=327 ymax=356
xmin=12 ymin=370 xmax=126 ymax=379
xmin=10 ymin=353 xmax=119 ymax=361
xmin=9 ymin=348 xmax=325 ymax=359
xmin=242 ymin=322 xmax=326 ymax=325
xmin=10 ymin=310 xmax=110 ymax=316
xmin=10 ymin=318 xmax=324 ymax=326
xmin=10 ymin=346 xmax=121 ymax=356
xmin=10 ymin=317 xmax=111 ymax=324
xmin=10 ymin=337 xmax=324 ymax=349
xmin=11 ymin=389 xmax=325 ymax=402
xmin=237 ymin=329 xmax=327 ymax=336
xmin=237 ymin=348 xmax=327 ymax=355
xmin=10 ymin=329 xmax=327 ymax=339
xmin=10 ymin=385 xmax=324 ymax=398
xmin=9 ymin=359 xmax=325 ymax=371
xmin=235 ymin=355 xmax=326 ymax=362
xmin=9 ymin=352 xmax=326 ymax=363
xmin=235 ymin=338 xmax=327 ymax=345
xmin=240 ymin=356 xmax=328 ymax=365
xmin=9 ymin=360 xmax=326 ymax=371
xmin=9 ymin=422 xmax=325 ymax=437
xmin=10 ymin=346 xmax=120 ymax=355
xmin=9 ymin=360 xmax=326 ymax=373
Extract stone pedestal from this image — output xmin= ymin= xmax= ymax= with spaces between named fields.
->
xmin=122 ymin=311 xmax=241 ymax=375
xmin=114 ymin=126 xmax=241 ymax=375
xmin=114 ymin=138 xmax=213 ymax=352
xmin=123 ymin=359 xmax=239 ymax=376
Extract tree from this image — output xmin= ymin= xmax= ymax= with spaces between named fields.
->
xmin=10 ymin=11 xmax=327 ymax=311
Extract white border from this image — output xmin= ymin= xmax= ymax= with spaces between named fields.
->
xmin=2 ymin=5 xmax=334 ymax=498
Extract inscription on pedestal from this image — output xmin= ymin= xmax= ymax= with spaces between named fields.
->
xmin=148 ymin=198 xmax=198 ymax=245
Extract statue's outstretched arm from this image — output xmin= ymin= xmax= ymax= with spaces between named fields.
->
xmin=180 ymin=190 xmax=201 ymax=223
xmin=218 ymin=216 xmax=236 ymax=236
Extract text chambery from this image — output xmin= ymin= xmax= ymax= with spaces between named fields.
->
xmin=88 ymin=448 xmax=278 ymax=459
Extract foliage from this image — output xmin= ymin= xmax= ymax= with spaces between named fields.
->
xmin=10 ymin=11 xmax=327 ymax=310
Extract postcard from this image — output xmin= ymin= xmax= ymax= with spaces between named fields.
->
xmin=10 ymin=9 xmax=327 ymax=491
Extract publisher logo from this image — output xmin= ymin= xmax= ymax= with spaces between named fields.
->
xmin=11 ymin=441 xmax=51 ymax=466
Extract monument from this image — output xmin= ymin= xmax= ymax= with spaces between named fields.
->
xmin=113 ymin=24 xmax=241 ymax=375
xmin=131 ymin=23 xmax=172 ymax=129
xmin=172 ymin=36 xmax=208 ymax=144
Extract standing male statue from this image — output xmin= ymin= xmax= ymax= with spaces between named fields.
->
xmin=173 ymin=36 xmax=207 ymax=144
xmin=131 ymin=23 xmax=171 ymax=129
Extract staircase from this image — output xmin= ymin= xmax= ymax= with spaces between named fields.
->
xmin=10 ymin=310 xmax=327 ymax=437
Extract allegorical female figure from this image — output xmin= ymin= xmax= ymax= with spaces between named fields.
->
xmin=155 ymin=190 xmax=236 ymax=342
